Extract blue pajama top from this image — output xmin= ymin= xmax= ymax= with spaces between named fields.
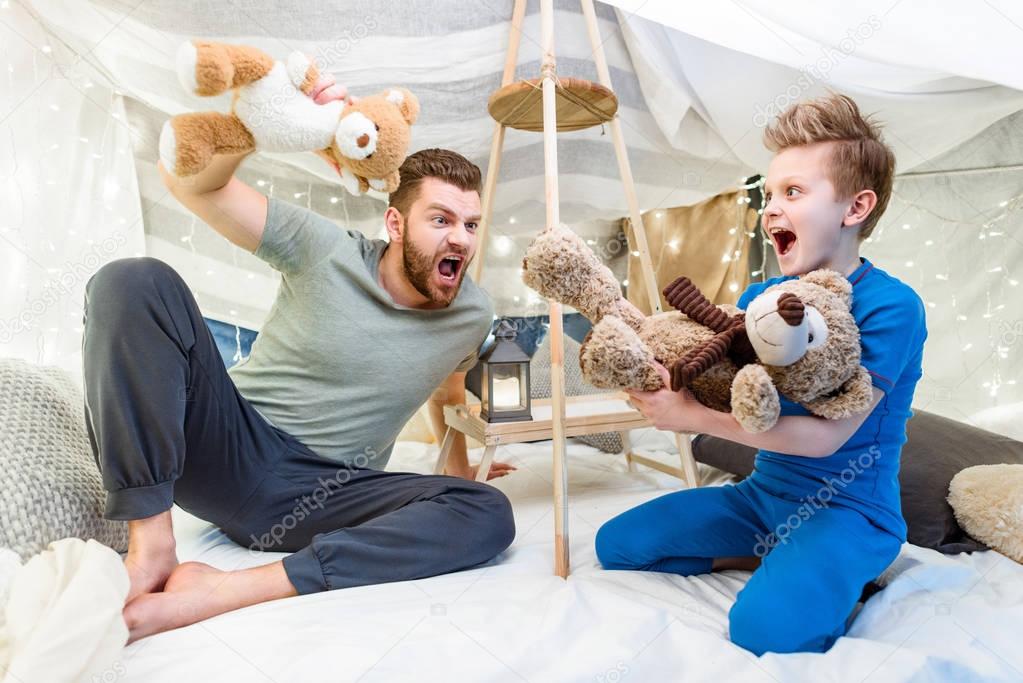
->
xmin=735 ymin=258 xmax=927 ymax=540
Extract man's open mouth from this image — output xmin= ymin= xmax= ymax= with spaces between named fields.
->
xmin=769 ymin=227 xmax=798 ymax=257
xmin=437 ymin=254 xmax=464 ymax=283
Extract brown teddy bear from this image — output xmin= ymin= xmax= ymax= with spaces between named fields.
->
xmin=521 ymin=223 xmax=874 ymax=433
xmin=159 ymin=40 xmax=420 ymax=195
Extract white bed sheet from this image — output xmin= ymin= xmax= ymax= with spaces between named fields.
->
xmin=118 ymin=430 xmax=1023 ymax=683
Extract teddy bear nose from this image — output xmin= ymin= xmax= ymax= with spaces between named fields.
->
xmin=357 ymin=133 xmax=370 ymax=148
xmin=776 ymin=292 xmax=805 ymax=326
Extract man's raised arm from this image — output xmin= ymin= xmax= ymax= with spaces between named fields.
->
xmin=158 ymin=151 xmax=267 ymax=253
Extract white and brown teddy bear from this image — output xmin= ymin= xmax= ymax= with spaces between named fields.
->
xmin=521 ymin=223 xmax=874 ymax=433
xmin=159 ymin=40 xmax=419 ymax=195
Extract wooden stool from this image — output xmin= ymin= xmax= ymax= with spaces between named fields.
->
xmin=433 ymin=394 xmax=701 ymax=489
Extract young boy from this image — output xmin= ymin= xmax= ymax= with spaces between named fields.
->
xmin=595 ymin=93 xmax=927 ymax=655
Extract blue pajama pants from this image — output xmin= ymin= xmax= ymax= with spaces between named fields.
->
xmin=595 ymin=477 xmax=902 ymax=655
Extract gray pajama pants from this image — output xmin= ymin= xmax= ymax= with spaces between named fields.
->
xmin=82 ymin=257 xmax=515 ymax=594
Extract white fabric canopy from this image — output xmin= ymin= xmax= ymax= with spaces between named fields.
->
xmin=2 ymin=0 xmax=1021 ymax=421
xmin=1 ymin=5 xmax=1022 ymax=678
xmin=609 ymin=0 xmax=1023 ymax=171
xmin=17 ymin=0 xmax=734 ymax=330
xmin=0 ymin=2 xmax=145 ymax=382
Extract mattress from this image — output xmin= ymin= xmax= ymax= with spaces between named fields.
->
xmin=117 ymin=429 xmax=1023 ymax=682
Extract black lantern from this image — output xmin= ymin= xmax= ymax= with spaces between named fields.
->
xmin=479 ymin=319 xmax=532 ymax=423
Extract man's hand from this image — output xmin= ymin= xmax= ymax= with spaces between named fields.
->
xmin=625 ymin=361 xmax=709 ymax=433
xmin=444 ymin=460 xmax=517 ymax=481
xmin=303 ymin=61 xmax=357 ymax=175
xmin=469 ymin=461 xmax=517 ymax=481
xmin=309 ymin=70 xmax=353 ymax=106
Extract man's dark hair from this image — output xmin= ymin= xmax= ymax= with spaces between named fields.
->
xmin=388 ymin=148 xmax=482 ymax=216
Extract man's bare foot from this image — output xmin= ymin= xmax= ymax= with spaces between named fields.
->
xmin=124 ymin=510 xmax=178 ymax=603
xmin=123 ymin=562 xmax=221 ymax=643
xmin=123 ymin=560 xmax=298 ymax=644
xmin=124 ymin=543 xmax=178 ymax=603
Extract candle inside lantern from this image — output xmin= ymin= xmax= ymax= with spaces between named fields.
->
xmin=492 ymin=375 xmax=521 ymax=409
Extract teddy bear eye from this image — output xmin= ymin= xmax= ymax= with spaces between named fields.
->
xmin=374 ymin=124 xmax=380 ymax=132
xmin=804 ymin=306 xmax=828 ymax=350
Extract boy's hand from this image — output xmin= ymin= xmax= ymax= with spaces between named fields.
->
xmin=625 ymin=361 xmax=707 ymax=433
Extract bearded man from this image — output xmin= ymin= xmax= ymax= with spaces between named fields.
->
xmin=85 ymin=117 xmax=516 ymax=640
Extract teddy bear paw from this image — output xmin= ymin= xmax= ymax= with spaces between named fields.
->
xmin=175 ymin=41 xmax=201 ymax=95
xmin=521 ymin=224 xmax=623 ymax=320
xmin=286 ymin=51 xmax=314 ymax=90
xmin=337 ymin=167 xmax=363 ymax=195
xmin=730 ymin=364 xmax=780 ymax=433
xmin=158 ymin=120 xmax=179 ymax=176
xmin=580 ymin=316 xmax=660 ymax=391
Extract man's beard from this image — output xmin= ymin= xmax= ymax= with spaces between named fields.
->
xmin=401 ymin=223 xmax=467 ymax=306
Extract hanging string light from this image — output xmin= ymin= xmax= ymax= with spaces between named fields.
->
xmin=867 ymin=177 xmax=1023 ymax=418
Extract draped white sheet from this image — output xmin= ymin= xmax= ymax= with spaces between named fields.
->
xmin=0 ymin=1 xmax=145 ymax=380
xmin=2 ymin=0 xmax=1021 ymax=419
xmin=608 ymin=0 xmax=1023 ymax=171
xmin=115 ymin=438 xmax=1023 ymax=683
xmin=0 ymin=539 xmax=128 ymax=683
xmin=16 ymin=0 xmax=736 ymax=328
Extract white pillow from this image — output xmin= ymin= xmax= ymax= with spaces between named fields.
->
xmin=969 ymin=402 xmax=1023 ymax=441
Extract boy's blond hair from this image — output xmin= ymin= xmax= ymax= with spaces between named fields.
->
xmin=764 ymin=93 xmax=895 ymax=240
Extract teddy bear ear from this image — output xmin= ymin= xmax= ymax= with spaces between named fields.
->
xmin=801 ymin=269 xmax=852 ymax=303
xmin=386 ymin=88 xmax=420 ymax=125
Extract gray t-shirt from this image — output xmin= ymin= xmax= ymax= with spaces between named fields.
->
xmin=228 ymin=197 xmax=494 ymax=469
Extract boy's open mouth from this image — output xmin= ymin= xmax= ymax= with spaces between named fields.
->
xmin=437 ymin=254 xmax=464 ymax=283
xmin=769 ymin=227 xmax=797 ymax=257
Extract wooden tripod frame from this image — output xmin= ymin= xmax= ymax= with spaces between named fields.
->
xmin=471 ymin=0 xmax=700 ymax=578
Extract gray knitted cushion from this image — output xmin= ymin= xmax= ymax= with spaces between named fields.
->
xmin=530 ymin=332 xmax=623 ymax=454
xmin=0 ymin=358 xmax=128 ymax=560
